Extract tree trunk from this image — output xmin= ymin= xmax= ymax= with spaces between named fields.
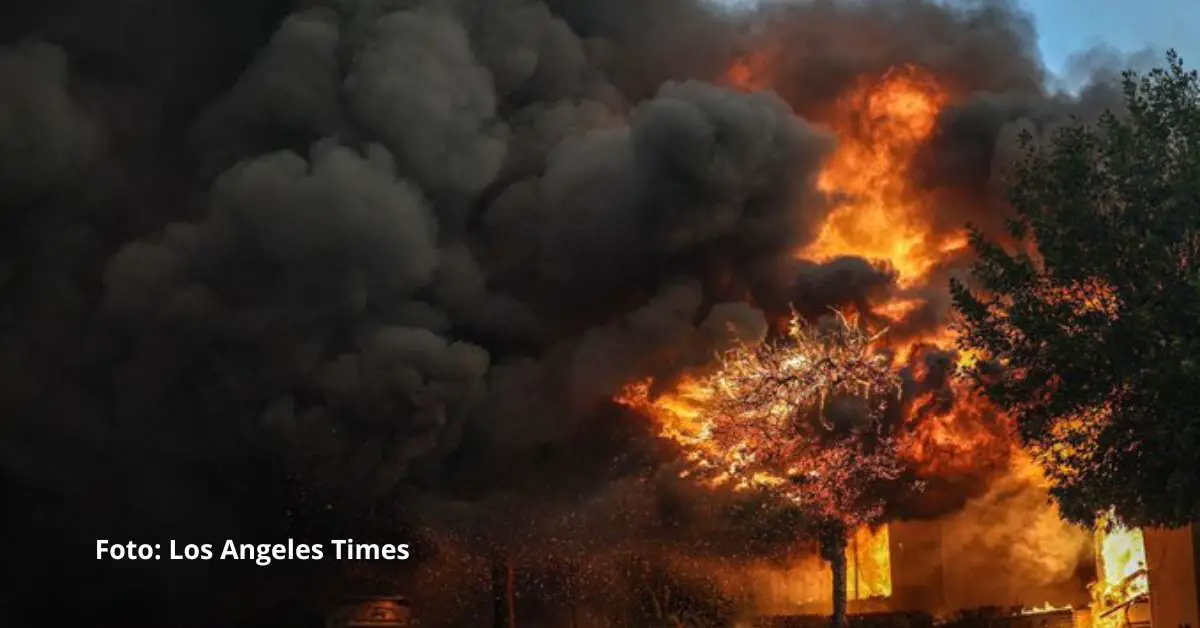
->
xmin=823 ymin=529 xmax=849 ymax=628
xmin=491 ymin=553 xmax=516 ymax=628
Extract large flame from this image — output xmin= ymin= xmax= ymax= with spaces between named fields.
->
xmin=803 ymin=66 xmax=966 ymax=287
xmin=797 ymin=67 xmax=1004 ymax=483
xmin=618 ymin=63 xmax=976 ymax=607
xmin=624 ymin=56 xmax=1095 ymax=613
xmin=1093 ymin=511 xmax=1148 ymax=608
xmin=720 ymin=55 xmax=966 ymax=288
xmin=848 ymin=524 xmax=892 ymax=600
xmin=727 ymin=53 xmax=1003 ymax=492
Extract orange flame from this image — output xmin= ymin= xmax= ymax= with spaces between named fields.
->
xmin=797 ymin=67 xmax=1001 ymax=474
xmin=616 ymin=311 xmax=901 ymax=505
xmin=802 ymin=67 xmax=966 ymax=287
xmin=848 ymin=524 xmax=892 ymax=600
xmin=619 ymin=64 xmax=970 ymax=604
xmin=624 ymin=55 xmax=1087 ymax=610
xmin=1020 ymin=602 xmax=1074 ymax=615
xmin=1093 ymin=511 xmax=1148 ymax=609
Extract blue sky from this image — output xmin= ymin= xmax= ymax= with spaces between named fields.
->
xmin=1024 ymin=0 xmax=1200 ymax=77
xmin=714 ymin=0 xmax=1200 ymax=80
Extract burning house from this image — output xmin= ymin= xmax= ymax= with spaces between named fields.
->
xmin=0 ymin=0 xmax=1196 ymax=626
xmin=727 ymin=518 xmax=1197 ymax=628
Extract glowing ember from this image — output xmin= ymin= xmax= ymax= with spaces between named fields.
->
xmin=802 ymin=67 xmax=965 ymax=287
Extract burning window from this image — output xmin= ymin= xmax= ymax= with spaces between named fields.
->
xmin=848 ymin=524 xmax=892 ymax=601
xmin=1092 ymin=512 xmax=1148 ymax=611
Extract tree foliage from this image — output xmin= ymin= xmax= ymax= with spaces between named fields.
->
xmin=951 ymin=51 xmax=1200 ymax=528
xmin=672 ymin=312 xmax=915 ymax=628
xmin=682 ymin=312 xmax=911 ymax=536
xmin=620 ymin=312 xmax=919 ymax=627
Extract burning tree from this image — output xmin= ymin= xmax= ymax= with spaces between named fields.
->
xmin=625 ymin=312 xmax=918 ymax=628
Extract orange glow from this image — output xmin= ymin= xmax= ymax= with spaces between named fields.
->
xmin=625 ymin=55 xmax=1091 ymax=614
xmin=901 ymin=386 xmax=1012 ymax=479
xmin=792 ymin=67 xmax=1002 ymax=478
xmin=724 ymin=50 xmax=777 ymax=92
xmin=1021 ymin=602 xmax=1074 ymax=615
xmin=1093 ymin=511 xmax=1148 ymax=608
xmin=619 ymin=64 xmax=986 ymax=606
xmin=737 ymin=524 xmax=893 ymax=612
xmin=1033 ymin=402 xmax=1111 ymax=486
xmin=616 ymin=312 xmax=900 ymax=507
xmin=847 ymin=524 xmax=892 ymax=600
xmin=802 ymin=67 xmax=965 ymax=287
xmin=618 ymin=312 xmax=902 ymax=601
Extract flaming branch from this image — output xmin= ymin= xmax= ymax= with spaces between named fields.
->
xmin=621 ymin=311 xmax=919 ymax=628
xmin=668 ymin=311 xmax=909 ymax=524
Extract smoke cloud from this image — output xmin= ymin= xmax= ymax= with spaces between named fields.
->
xmin=0 ymin=0 xmax=1139 ymax=624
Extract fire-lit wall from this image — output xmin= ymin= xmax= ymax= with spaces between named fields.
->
xmin=1144 ymin=525 xmax=1200 ymax=628
xmin=889 ymin=520 xmax=948 ymax=614
xmin=888 ymin=516 xmax=1091 ymax=615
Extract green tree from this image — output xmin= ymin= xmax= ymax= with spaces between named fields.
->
xmin=951 ymin=50 xmax=1200 ymax=528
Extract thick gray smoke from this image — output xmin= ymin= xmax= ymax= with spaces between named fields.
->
xmin=0 ymin=0 xmax=1141 ymax=624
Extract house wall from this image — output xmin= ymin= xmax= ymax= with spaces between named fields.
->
xmin=888 ymin=520 xmax=947 ymax=614
xmin=1143 ymin=525 xmax=1200 ymax=628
